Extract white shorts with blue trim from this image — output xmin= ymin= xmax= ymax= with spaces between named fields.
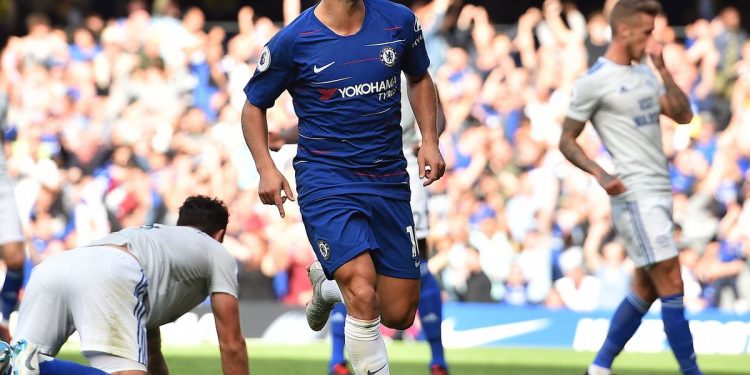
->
xmin=406 ymin=151 xmax=429 ymax=240
xmin=0 ymin=174 xmax=23 ymax=245
xmin=611 ymin=195 xmax=679 ymax=268
xmin=14 ymin=246 xmax=149 ymax=366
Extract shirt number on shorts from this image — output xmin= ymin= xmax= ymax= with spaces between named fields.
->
xmin=406 ymin=225 xmax=418 ymax=258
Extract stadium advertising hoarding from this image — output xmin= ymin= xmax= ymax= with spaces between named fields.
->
xmin=88 ymin=302 xmax=749 ymax=354
xmin=440 ymin=303 xmax=750 ymax=355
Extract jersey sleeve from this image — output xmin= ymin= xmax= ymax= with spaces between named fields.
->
xmin=566 ymin=76 xmax=600 ymax=122
xmin=401 ymin=11 xmax=430 ymax=77
xmin=244 ymin=31 xmax=298 ymax=109
xmin=209 ymin=246 xmax=239 ymax=299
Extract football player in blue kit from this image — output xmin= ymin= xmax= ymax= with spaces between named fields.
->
xmin=242 ymin=0 xmax=445 ymax=374
xmin=265 ymin=77 xmax=449 ymax=375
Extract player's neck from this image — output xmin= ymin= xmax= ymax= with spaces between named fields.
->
xmin=604 ymin=41 xmax=633 ymax=66
xmin=315 ymin=0 xmax=365 ymax=36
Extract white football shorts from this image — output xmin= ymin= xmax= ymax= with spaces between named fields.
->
xmin=0 ymin=174 xmax=23 ymax=245
xmin=14 ymin=246 xmax=149 ymax=368
xmin=611 ymin=194 xmax=679 ymax=268
xmin=406 ymin=150 xmax=429 ymax=240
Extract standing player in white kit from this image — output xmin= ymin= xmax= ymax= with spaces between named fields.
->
xmin=0 ymin=88 xmax=29 ymax=343
xmin=3 ymin=196 xmax=248 ymax=375
xmin=558 ymin=1 xmax=701 ymax=374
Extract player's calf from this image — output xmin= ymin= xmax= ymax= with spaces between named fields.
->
xmin=376 ymin=276 xmax=419 ymax=330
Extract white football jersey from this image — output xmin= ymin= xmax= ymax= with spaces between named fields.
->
xmin=89 ymin=224 xmax=238 ymax=328
xmin=567 ymin=57 xmax=669 ymax=201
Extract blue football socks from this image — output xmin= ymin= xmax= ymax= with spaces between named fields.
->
xmin=593 ymin=290 xmax=651 ymax=369
xmin=419 ymin=259 xmax=447 ymax=369
xmin=329 ymin=303 xmax=347 ymax=370
xmin=661 ymin=294 xmax=702 ymax=375
xmin=0 ymin=268 xmax=23 ymax=322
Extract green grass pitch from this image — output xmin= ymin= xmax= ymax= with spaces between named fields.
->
xmin=59 ymin=341 xmax=749 ymax=374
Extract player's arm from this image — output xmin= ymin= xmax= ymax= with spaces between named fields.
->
xmin=243 ymin=33 xmax=297 ymax=217
xmin=242 ymin=101 xmax=295 ymax=217
xmin=402 ymin=8 xmax=445 ymax=186
xmin=559 ymin=117 xmax=626 ymax=196
xmin=211 ymin=292 xmax=249 ymax=375
xmin=436 ymin=92 xmax=446 ymax=136
xmin=407 ymin=72 xmax=446 ymax=186
xmin=147 ymin=328 xmax=170 ymax=375
xmin=648 ymin=42 xmax=693 ymax=124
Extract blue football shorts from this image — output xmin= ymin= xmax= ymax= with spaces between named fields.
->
xmin=300 ymin=194 xmax=420 ymax=280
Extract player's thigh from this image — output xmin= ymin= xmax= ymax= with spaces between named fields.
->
xmin=376 ymin=275 xmax=419 ymax=330
xmin=300 ymin=197 xmax=379 ymax=279
xmin=367 ymin=197 xmax=421 ymax=280
xmin=69 ymin=247 xmax=150 ymax=367
xmin=84 ymin=351 xmax=147 ymax=374
xmin=611 ymin=196 xmax=678 ymax=268
xmin=13 ymin=256 xmax=74 ymax=356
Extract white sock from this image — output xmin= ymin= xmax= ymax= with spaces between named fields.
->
xmin=345 ymin=315 xmax=389 ymax=375
xmin=587 ymin=364 xmax=611 ymax=375
xmin=321 ymin=279 xmax=343 ymax=304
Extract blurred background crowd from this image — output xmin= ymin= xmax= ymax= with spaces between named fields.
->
xmin=0 ymin=0 xmax=749 ymax=314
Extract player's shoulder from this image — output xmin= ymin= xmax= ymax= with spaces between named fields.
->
xmin=574 ymin=58 xmax=615 ymax=88
xmin=267 ymin=8 xmax=317 ymax=46
xmin=582 ymin=58 xmax=612 ymax=79
xmin=367 ymin=0 xmax=415 ymax=23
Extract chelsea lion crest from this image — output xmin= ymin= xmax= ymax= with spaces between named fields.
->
xmin=380 ymin=46 xmax=396 ymax=67
xmin=317 ymin=239 xmax=331 ymax=260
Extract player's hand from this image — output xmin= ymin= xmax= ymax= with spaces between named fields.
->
xmin=417 ymin=142 xmax=446 ymax=186
xmin=268 ymin=131 xmax=285 ymax=152
xmin=596 ymin=172 xmax=627 ymax=196
xmin=258 ymin=167 xmax=295 ymax=218
xmin=646 ymin=39 xmax=666 ymax=70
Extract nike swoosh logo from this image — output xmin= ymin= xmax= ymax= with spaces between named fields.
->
xmin=367 ymin=363 xmax=387 ymax=375
xmin=441 ymin=318 xmax=550 ymax=349
xmin=25 ymin=347 xmax=37 ymax=371
xmin=313 ymin=62 xmax=335 ymax=73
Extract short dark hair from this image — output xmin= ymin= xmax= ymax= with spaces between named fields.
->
xmin=609 ymin=0 xmax=662 ymax=34
xmin=176 ymin=195 xmax=229 ymax=236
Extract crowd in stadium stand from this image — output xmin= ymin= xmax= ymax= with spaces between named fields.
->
xmin=1 ymin=0 xmax=749 ymax=313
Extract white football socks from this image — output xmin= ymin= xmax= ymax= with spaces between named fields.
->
xmin=587 ymin=364 xmax=612 ymax=375
xmin=321 ymin=279 xmax=343 ymax=304
xmin=345 ymin=315 xmax=390 ymax=375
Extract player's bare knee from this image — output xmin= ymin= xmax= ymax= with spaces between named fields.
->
xmin=1 ymin=241 xmax=25 ymax=268
xmin=343 ymin=283 xmax=378 ymax=316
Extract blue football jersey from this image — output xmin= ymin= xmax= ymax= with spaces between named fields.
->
xmin=244 ymin=0 xmax=430 ymax=204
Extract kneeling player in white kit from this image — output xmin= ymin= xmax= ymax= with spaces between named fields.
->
xmin=2 ymin=195 xmax=248 ymax=375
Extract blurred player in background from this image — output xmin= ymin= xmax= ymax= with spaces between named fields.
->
xmin=0 ymin=85 xmax=27 ymax=343
xmin=3 ymin=196 xmax=248 ymax=375
xmin=266 ymin=77 xmax=449 ymax=375
xmin=242 ymin=0 xmax=445 ymax=373
xmin=559 ymin=1 xmax=701 ymax=374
